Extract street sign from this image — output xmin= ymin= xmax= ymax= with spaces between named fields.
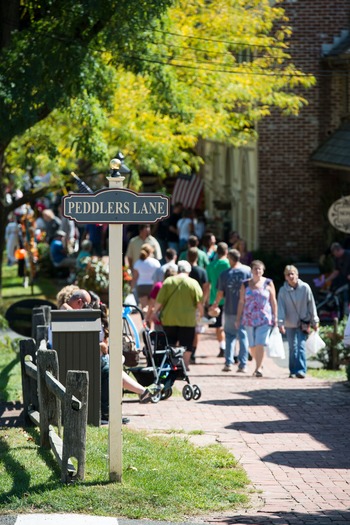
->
xmin=328 ymin=195 xmax=350 ymax=233
xmin=62 ymin=188 xmax=169 ymax=224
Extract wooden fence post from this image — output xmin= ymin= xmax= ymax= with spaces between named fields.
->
xmin=32 ymin=309 xmax=46 ymax=340
xmin=61 ymin=370 xmax=89 ymax=483
xmin=37 ymin=349 xmax=61 ymax=448
xmin=36 ymin=325 xmax=49 ymax=348
xmin=41 ymin=305 xmax=52 ymax=324
xmin=20 ymin=339 xmax=38 ymax=425
xmin=32 ymin=306 xmax=51 ymax=342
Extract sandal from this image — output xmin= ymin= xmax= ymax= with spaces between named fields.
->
xmin=139 ymin=384 xmax=161 ymax=403
xmin=139 ymin=389 xmax=152 ymax=403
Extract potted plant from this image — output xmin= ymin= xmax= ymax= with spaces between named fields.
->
xmin=77 ymin=256 xmax=110 ymax=303
xmin=122 ymin=265 xmax=133 ymax=301
xmin=77 ymin=257 xmax=133 ymax=304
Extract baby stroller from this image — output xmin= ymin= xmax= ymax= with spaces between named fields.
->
xmin=315 ymin=283 xmax=348 ymax=325
xmin=123 ymin=306 xmax=201 ymax=402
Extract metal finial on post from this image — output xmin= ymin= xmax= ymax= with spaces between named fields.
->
xmin=109 ymin=158 xmax=122 ymax=177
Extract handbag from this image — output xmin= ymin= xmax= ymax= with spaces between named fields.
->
xmin=169 ymin=346 xmax=186 ymax=367
xmin=300 ymin=319 xmax=311 ymax=334
xmin=122 ymin=334 xmax=140 ymax=367
xmin=208 ymin=305 xmax=220 ymax=318
xmin=267 ymin=327 xmax=286 ymax=359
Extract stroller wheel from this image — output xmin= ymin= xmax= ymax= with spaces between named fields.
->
xmin=192 ymin=384 xmax=201 ymax=401
xmin=151 ymin=390 xmax=162 ymax=403
xmin=161 ymin=388 xmax=173 ymax=400
xmin=182 ymin=384 xmax=194 ymax=401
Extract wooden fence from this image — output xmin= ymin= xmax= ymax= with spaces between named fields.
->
xmin=20 ymin=337 xmax=89 ymax=483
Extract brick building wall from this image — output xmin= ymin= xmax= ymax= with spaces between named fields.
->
xmin=258 ymin=0 xmax=350 ymax=260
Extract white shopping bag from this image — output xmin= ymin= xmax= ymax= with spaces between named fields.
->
xmin=267 ymin=327 xmax=286 ymax=359
xmin=305 ymin=330 xmax=326 ymax=356
xmin=124 ymin=293 xmax=137 ymax=306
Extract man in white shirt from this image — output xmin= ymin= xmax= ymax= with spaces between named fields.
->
xmin=125 ymin=224 xmax=162 ymax=269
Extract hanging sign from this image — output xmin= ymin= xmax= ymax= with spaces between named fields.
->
xmin=63 ymin=188 xmax=169 ymax=224
xmin=328 ymin=195 xmax=350 ymax=233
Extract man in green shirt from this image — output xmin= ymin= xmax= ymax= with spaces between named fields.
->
xmin=207 ymin=242 xmax=230 ymax=357
xmin=153 ymin=260 xmax=203 ymax=369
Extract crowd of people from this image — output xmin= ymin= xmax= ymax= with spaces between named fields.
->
xmin=6 ymin=189 xmax=349 ymax=422
xmin=121 ymin=203 xmax=322 ymax=382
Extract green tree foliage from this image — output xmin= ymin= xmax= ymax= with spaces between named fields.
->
xmin=0 ymin=0 xmax=172 ymax=291
xmin=103 ymin=0 xmax=315 ymax=180
xmin=2 ymin=0 xmax=315 ymax=180
xmin=123 ymin=0 xmax=315 ymax=143
xmin=0 ymin=0 xmax=171 ymax=145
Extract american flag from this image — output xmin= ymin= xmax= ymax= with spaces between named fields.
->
xmin=71 ymin=172 xmax=94 ymax=194
xmin=171 ymin=174 xmax=204 ymax=209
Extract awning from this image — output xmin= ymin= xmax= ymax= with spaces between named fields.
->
xmin=310 ymin=122 xmax=350 ymax=171
xmin=171 ymin=174 xmax=204 ymax=209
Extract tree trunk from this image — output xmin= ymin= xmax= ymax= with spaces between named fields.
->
xmin=0 ymin=148 xmax=7 ymax=296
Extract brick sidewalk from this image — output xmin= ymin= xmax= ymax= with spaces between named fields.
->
xmin=124 ymin=328 xmax=350 ymax=525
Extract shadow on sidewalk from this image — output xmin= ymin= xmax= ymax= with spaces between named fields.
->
xmin=205 ymin=508 xmax=350 ymax=525
xmin=201 ymin=382 xmax=350 ymax=470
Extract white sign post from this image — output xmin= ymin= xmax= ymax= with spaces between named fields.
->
xmin=107 ymin=166 xmax=124 ymax=481
xmin=62 ymin=159 xmax=169 ymax=481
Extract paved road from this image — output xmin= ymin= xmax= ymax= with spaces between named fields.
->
xmin=1 ymin=328 xmax=350 ymax=525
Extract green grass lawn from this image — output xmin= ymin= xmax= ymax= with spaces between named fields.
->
xmin=1 ymin=263 xmax=58 ymax=311
xmin=0 ymin=426 xmax=250 ymax=519
xmin=308 ymin=368 xmax=347 ymax=381
xmin=1 ymin=261 xmax=59 ymax=403
xmin=0 ymin=336 xmax=22 ymax=402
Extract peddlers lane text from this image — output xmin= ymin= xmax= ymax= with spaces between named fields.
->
xmin=62 ymin=188 xmax=169 ymax=224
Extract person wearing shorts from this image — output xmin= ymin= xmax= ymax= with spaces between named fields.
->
xmin=246 ymin=324 xmax=271 ymax=349
xmin=236 ymin=260 xmax=278 ymax=377
xmin=132 ymin=243 xmax=161 ymax=312
xmin=152 ymin=260 xmax=203 ymax=370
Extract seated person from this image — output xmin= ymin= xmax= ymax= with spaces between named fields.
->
xmin=56 ymin=284 xmax=79 ymax=308
xmin=76 ymin=239 xmax=93 ymax=271
xmin=88 ymin=290 xmax=159 ymax=420
xmin=56 ymin=286 xmax=159 ymax=423
xmin=50 ymin=230 xmax=76 ymax=281
xmin=59 ymin=288 xmax=91 ymax=310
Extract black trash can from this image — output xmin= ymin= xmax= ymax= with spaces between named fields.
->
xmin=51 ymin=309 xmax=102 ymax=426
